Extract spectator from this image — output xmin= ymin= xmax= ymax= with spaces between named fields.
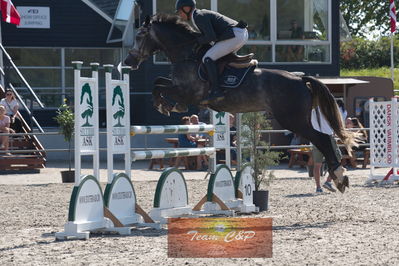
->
xmin=337 ymin=99 xmax=347 ymax=121
xmin=0 ymin=89 xmax=22 ymax=132
xmin=311 ymin=107 xmax=341 ymax=193
xmin=178 ymin=116 xmax=197 ymax=148
xmin=178 ymin=116 xmax=207 ymax=170
xmin=286 ymin=20 xmax=304 ymax=61
xmin=190 ymin=114 xmax=205 ymax=138
xmin=0 ymin=105 xmax=14 ymax=155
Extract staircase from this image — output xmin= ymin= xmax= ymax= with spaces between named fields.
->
xmin=0 ymin=117 xmax=46 ymax=171
xmin=0 ymin=69 xmax=46 ymax=171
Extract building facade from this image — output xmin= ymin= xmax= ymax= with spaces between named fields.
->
xmin=2 ymin=0 xmax=340 ymax=127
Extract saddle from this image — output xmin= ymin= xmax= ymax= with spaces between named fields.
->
xmin=198 ymin=53 xmax=258 ymax=88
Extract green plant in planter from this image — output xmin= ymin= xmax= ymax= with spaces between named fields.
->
xmin=54 ymin=99 xmax=74 ymax=172
xmin=241 ymin=112 xmax=282 ymax=191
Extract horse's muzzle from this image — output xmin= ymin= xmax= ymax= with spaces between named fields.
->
xmin=124 ymin=49 xmax=141 ymax=70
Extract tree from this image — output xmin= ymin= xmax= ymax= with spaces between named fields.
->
xmin=54 ymin=100 xmax=74 ymax=172
xmin=340 ymin=1 xmax=392 ymax=38
xmin=241 ymin=112 xmax=281 ymax=191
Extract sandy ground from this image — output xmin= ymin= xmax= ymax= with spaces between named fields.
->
xmin=0 ymin=161 xmax=398 ymax=265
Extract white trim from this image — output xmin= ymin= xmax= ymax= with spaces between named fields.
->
xmin=81 ymin=0 xmax=113 ymax=23
xmin=106 ymin=0 xmax=136 ymax=43
xmin=152 ymin=0 xmax=157 ymax=14
xmin=270 ymin=0 xmax=276 ymax=62
xmin=211 ymin=0 xmax=217 ymax=11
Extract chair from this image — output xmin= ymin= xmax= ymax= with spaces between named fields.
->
xmin=288 ymin=149 xmax=311 ymax=168
xmin=341 ymin=154 xmax=357 ymax=168
xmin=148 ymin=158 xmax=164 ymax=170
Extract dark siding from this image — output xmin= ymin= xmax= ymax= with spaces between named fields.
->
xmin=3 ymin=0 xmax=118 ymax=47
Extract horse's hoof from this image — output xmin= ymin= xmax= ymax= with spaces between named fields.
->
xmin=336 ymin=183 xmax=346 ymax=193
xmin=342 ymin=175 xmax=349 ymax=188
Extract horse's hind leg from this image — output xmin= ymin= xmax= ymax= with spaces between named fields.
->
xmin=297 ymin=126 xmax=348 ymax=193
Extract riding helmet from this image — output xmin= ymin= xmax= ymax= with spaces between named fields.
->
xmin=175 ymin=0 xmax=196 ymax=11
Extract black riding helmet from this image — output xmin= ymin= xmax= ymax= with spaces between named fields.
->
xmin=175 ymin=0 xmax=196 ymax=11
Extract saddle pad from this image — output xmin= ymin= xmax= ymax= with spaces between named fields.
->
xmin=198 ymin=64 xmax=256 ymax=88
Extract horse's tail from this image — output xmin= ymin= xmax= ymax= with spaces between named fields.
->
xmin=302 ymin=76 xmax=359 ymax=156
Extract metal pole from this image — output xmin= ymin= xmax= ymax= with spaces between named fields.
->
xmin=0 ymin=21 xmax=4 ymax=88
xmin=236 ymin=113 xmax=242 ymax=171
xmin=391 ymin=33 xmax=395 ymax=81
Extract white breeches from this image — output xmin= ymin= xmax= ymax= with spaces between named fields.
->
xmin=202 ymin=27 xmax=248 ymax=62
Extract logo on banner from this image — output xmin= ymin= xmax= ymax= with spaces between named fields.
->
xmin=112 ymin=85 xmax=125 ymax=127
xmin=168 ymin=218 xmax=273 ymax=258
xmin=80 ymin=83 xmax=94 ymax=127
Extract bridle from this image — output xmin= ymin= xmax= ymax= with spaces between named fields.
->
xmin=128 ymin=24 xmax=159 ymax=62
xmin=128 ymin=18 xmax=201 ymax=64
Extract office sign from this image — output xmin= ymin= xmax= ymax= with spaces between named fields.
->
xmin=17 ymin=6 xmax=50 ymax=29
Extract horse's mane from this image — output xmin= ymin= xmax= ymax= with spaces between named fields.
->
xmin=151 ymin=13 xmax=196 ymax=36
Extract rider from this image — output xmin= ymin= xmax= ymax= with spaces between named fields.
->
xmin=175 ymin=0 xmax=249 ymax=104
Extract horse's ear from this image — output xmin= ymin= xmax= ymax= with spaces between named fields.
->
xmin=144 ymin=15 xmax=151 ymax=26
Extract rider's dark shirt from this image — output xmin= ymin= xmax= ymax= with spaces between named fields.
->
xmin=192 ymin=9 xmax=238 ymax=45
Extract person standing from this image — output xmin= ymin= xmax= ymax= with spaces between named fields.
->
xmin=311 ymin=107 xmax=342 ymax=193
xmin=0 ymin=105 xmax=14 ymax=155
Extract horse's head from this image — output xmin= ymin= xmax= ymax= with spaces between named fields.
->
xmin=125 ymin=14 xmax=198 ymax=69
xmin=124 ymin=16 xmax=159 ymax=69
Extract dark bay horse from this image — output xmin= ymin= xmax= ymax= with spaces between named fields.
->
xmin=124 ymin=14 xmax=358 ymax=193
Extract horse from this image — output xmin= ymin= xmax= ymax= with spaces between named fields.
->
xmin=124 ymin=14 xmax=358 ymax=193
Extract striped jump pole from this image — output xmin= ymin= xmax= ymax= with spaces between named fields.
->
xmin=131 ymin=125 xmax=214 ymax=135
xmin=132 ymin=147 xmax=216 ymax=161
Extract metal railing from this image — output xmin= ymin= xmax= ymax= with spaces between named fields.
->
xmin=0 ymin=43 xmax=45 ymax=132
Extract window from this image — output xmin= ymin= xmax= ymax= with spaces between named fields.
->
xmin=65 ymin=48 xmax=121 ymax=67
xmin=218 ymin=0 xmax=270 ymax=41
xmin=153 ymin=0 xmax=331 ymax=64
xmin=6 ymin=48 xmax=122 ymax=108
xmin=239 ymin=45 xmax=272 ymax=62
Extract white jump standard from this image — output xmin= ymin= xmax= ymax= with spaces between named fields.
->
xmin=103 ymin=64 xmax=159 ymax=233
xmin=367 ymin=98 xmax=399 ymax=184
xmin=193 ymin=164 xmax=259 ymax=215
xmin=149 ymin=168 xmax=193 ymax=223
xmin=56 ymin=62 xmax=108 ymax=240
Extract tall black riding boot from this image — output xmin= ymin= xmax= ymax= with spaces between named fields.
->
xmin=201 ymin=57 xmax=224 ymax=105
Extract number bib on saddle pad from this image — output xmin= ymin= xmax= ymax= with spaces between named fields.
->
xmin=198 ymin=64 xmax=256 ymax=88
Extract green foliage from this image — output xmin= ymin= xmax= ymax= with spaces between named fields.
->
xmin=340 ymin=37 xmax=396 ymax=69
xmin=241 ymin=112 xmax=281 ymax=191
xmin=54 ymin=100 xmax=74 ymax=171
xmin=340 ymin=1 xmax=390 ymax=37
xmin=54 ymin=101 xmax=74 ymax=143
xmin=341 ymin=67 xmax=399 ymax=94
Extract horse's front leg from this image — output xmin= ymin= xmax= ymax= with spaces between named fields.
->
xmin=153 ymin=85 xmax=174 ymax=116
xmin=153 ymin=85 xmax=189 ymax=115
